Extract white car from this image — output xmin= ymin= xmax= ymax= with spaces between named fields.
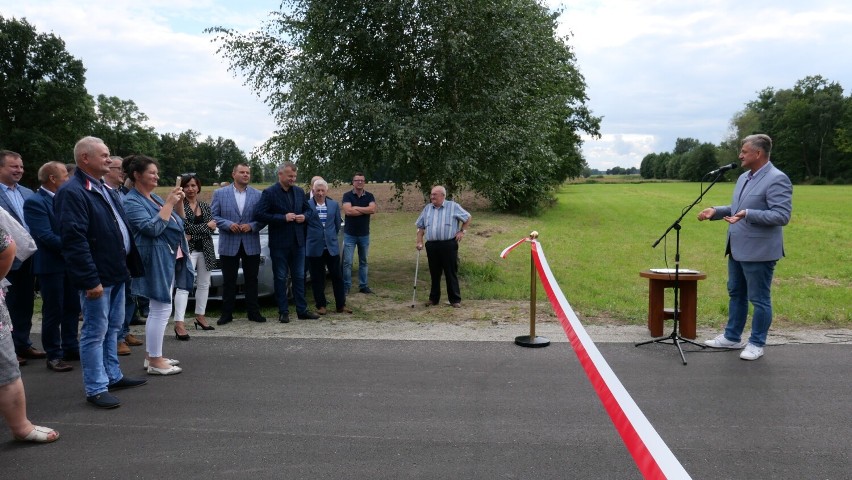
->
xmin=190 ymin=227 xmax=275 ymax=301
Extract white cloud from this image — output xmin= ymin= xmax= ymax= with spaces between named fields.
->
xmin=3 ymin=1 xmax=852 ymax=170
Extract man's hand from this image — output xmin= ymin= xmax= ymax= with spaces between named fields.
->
xmin=229 ymin=223 xmax=241 ymax=233
xmin=724 ymin=210 xmax=746 ymax=224
xmin=697 ymin=207 xmax=715 ymax=221
xmin=294 ymin=214 xmax=305 ymax=223
xmin=239 ymin=224 xmax=252 ymax=232
xmin=86 ymin=284 xmax=104 ymax=299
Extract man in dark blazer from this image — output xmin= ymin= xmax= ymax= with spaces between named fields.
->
xmin=0 ymin=150 xmax=43 ymax=364
xmin=698 ymin=134 xmax=793 ymax=361
xmin=254 ymin=162 xmax=318 ymax=323
xmin=56 ymin=137 xmax=146 ymax=409
xmin=211 ymin=163 xmax=266 ymax=325
xmin=23 ymin=161 xmax=80 ymax=372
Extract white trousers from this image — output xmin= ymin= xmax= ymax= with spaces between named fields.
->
xmin=173 ymin=251 xmax=211 ymax=322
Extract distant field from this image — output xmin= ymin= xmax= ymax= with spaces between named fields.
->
xmin=160 ymin=180 xmax=851 ymax=328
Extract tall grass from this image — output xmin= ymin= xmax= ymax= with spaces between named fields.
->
xmin=366 ymin=183 xmax=851 ymax=328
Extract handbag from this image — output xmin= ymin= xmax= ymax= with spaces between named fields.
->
xmin=0 ymin=207 xmax=37 ymax=262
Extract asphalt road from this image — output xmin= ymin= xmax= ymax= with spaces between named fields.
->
xmin=3 ymin=337 xmax=850 ymax=479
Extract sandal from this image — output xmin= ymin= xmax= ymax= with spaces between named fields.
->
xmin=14 ymin=425 xmax=60 ymax=443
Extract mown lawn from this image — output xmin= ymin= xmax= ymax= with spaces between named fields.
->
xmin=146 ymin=181 xmax=850 ymax=328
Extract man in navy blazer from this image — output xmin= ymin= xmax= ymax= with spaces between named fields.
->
xmin=23 ymin=162 xmax=81 ymax=372
xmin=211 ymin=163 xmax=266 ymax=325
xmin=254 ymin=162 xmax=318 ymax=323
xmin=56 ymin=137 xmax=146 ymax=408
xmin=698 ymin=134 xmax=793 ymax=361
xmin=0 ymin=150 xmax=43 ymax=363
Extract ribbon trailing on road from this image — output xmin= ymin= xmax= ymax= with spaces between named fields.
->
xmin=502 ymin=237 xmax=692 ymax=480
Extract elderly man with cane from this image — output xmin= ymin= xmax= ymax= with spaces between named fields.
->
xmin=415 ymin=185 xmax=471 ymax=308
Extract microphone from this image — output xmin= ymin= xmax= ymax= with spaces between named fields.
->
xmin=708 ymin=163 xmax=737 ymax=176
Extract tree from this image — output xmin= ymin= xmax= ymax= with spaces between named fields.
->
xmin=196 ymin=135 xmax=250 ymax=183
xmin=208 ymin=0 xmax=600 ymax=212
xmin=730 ymin=76 xmax=852 ymax=183
xmin=678 ymin=143 xmax=718 ymax=181
xmin=0 ymin=16 xmax=95 ymax=186
xmin=92 ymin=94 xmax=159 ymax=157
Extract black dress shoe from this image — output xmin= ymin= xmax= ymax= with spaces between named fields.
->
xmin=359 ymin=287 xmax=374 ymax=294
xmin=216 ymin=315 xmax=233 ymax=326
xmin=248 ymin=315 xmax=267 ymax=323
xmin=87 ymin=392 xmax=121 ymax=409
xmin=108 ymin=377 xmax=148 ymax=391
xmin=278 ymin=312 xmax=290 ymax=323
xmin=46 ymin=359 xmax=74 ymax=372
xmin=297 ymin=311 xmax=320 ymax=320
xmin=129 ymin=316 xmax=147 ymax=326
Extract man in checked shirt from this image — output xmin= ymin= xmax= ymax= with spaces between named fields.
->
xmin=415 ymin=185 xmax=471 ymax=308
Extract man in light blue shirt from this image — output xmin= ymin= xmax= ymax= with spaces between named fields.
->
xmin=415 ymin=185 xmax=471 ymax=308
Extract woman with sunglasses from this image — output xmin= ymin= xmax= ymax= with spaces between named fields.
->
xmin=173 ymin=174 xmax=217 ymax=332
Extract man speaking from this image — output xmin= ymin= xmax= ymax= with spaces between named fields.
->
xmin=697 ymin=134 xmax=792 ymax=361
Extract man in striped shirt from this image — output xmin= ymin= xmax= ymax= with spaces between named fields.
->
xmin=415 ymin=186 xmax=471 ymax=308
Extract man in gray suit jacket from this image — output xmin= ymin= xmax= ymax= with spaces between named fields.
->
xmin=211 ymin=163 xmax=266 ymax=325
xmin=0 ymin=150 xmax=44 ymax=364
xmin=698 ymin=134 xmax=792 ymax=361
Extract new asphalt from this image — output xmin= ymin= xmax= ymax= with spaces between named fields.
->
xmin=2 ymin=335 xmax=850 ymax=479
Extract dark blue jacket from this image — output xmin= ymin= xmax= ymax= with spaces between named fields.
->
xmin=254 ymin=183 xmax=313 ymax=248
xmin=23 ymin=188 xmax=64 ymax=275
xmin=55 ymin=169 xmax=143 ymax=290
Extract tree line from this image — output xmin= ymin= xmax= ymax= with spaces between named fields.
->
xmin=208 ymin=0 xmax=601 ymax=211
xmin=1 ymin=16 xmax=257 ymax=188
xmin=640 ymin=75 xmax=852 ymax=184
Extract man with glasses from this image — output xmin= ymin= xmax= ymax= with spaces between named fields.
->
xmin=342 ymin=173 xmax=377 ymax=295
xmin=104 ymin=156 xmax=144 ymax=355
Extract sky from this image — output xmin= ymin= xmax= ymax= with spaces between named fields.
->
xmin=2 ymin=0 xmax=851 ymax=170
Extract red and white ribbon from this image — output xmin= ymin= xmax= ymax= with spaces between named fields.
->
xmin=502 ymin=238 xmax=691 ymax=480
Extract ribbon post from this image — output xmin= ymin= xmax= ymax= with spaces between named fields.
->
xmin=503 ymin=231 xmax=550 ymax=348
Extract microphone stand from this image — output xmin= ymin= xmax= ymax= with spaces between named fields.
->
xmin=636 ymin=172 xmax=727 ymax=365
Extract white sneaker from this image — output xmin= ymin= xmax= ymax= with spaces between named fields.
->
xmin=740 ymin=343 xmax=764 ymax=361
xmin=704 ymin=334 xmax=747 ymax=349
xmin=143 ymin=358 xmax=180 ymax=369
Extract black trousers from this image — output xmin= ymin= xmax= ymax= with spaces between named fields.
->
xmin=220 ymin=244 xmax=261 ymax=318
xmin=8 ymin=257 xmax=35 ymax=351
xmin=425 ymin=239 xmax=461 ymax=304
xmin=308 ymin=249 xmax=346 ymax=309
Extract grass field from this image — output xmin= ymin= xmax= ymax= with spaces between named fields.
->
xmin=171 ymin=181 xmax=851 ymax=329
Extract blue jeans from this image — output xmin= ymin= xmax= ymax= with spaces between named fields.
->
xmin=342 ymin=234 xmax=370 ymax=291
xmin=79 ymin=285 xmax=125 ymax=396
xmin=270 ymin=244 xmax=307 ymax=314
xmin=725 ymin=257 xmax=777 ymax=347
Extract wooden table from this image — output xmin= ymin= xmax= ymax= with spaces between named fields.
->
xmin=639 ymin=270 xmax=707 ymax=339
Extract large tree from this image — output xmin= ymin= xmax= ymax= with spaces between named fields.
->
xmin=0 ymin=16 xmax=95 ymax=186
xmin=208 ymin=0 xmax=600 ymax=211
xmin=92 ymin=94 xmax=159 ymax=158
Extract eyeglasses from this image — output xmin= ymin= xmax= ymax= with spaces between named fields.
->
xmin=353 ymin=179 xmax=365 ymax=183
xmin=109 ymin=166 xmax=122 ymax=170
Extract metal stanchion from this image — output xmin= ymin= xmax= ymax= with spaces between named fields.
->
xmin=514 ymin=231 xmax=550 ymax=348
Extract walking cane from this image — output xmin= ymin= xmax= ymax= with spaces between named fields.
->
xmin=411 ymin=249 xmax=421 ymax=308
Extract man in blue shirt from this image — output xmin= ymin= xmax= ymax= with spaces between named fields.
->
xmin=341 ymin=173 xmax=377 ymax=295
xmin=415 ymin=185 xmax=472 ymax=308
xmin=0 ymin=150 xmax=42 ymax=365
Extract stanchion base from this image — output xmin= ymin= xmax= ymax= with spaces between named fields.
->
xmin=514 ymin=335 xmax=550 ymax=348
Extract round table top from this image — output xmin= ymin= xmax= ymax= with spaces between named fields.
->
xmin=640 ymin=269 xmax=706 ymax=280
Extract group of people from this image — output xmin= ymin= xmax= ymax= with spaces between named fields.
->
xmin=0 ymin=131 xmax=789 ymax=445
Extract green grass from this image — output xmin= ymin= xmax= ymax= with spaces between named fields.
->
xmin=140 ymin=182 xmax=849 ymax=328
xmin=363 ymin=183 xmax=851 ymax=328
